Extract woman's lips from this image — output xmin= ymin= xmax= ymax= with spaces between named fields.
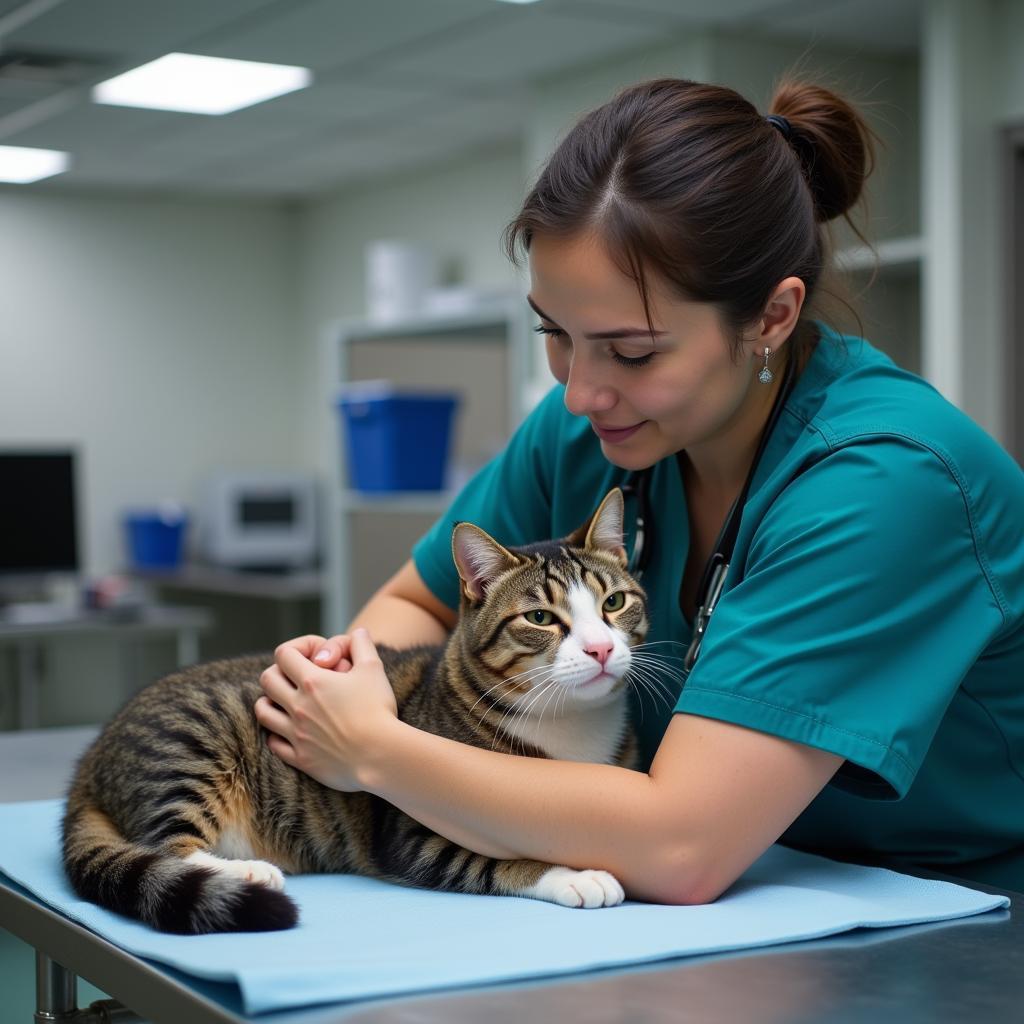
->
xmin=592 ymin=421 xmax=646 ymax=443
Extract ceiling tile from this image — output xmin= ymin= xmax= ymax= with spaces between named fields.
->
xmin=203 ymin=78 xmax=439 ymax=129
xmin=4 ymin=0 xmax=285 ymax=58
xmin=1 ymin=99 xmax=193 ymax=153
xmin=197 ymin=0 xmax=494 ymax=72
xmin=544 ymin=0 xmax=778 ymax=21
xmin=0 ymin=0 xmax=37 ymax=20
xmin=197 ymin=131 xmax=454 ymax=196
xmin=371 ymin=7 xmax=676 ymax=86
xmin=743 ymin=0 xmax=921 ymax=53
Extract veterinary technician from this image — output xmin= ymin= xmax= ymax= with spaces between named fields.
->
xmin=256 ymin=76 xmax=1024 ymax=900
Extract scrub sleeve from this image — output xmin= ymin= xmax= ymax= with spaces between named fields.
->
xmin=678 ymin=437 xmax=1006 ymax=799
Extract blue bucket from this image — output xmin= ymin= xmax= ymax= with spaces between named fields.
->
xmin=336 ymin=386 xmax=460 ymax=492
xmin=123 ymin=508 xmax=188 ymax=569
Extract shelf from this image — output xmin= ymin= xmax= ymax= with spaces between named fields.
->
xmin=331 ymin=299 xmax=522 ymax=343
xmin=322 ymin=300 xmax=530 ymax=631
xmin=834 ymin=235 xmax=924 ymax=275
xmin=127 ymin=564 xmax=323 ymax=600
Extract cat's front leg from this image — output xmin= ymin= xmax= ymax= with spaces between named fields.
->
xmin=491 ymin=858 xmax=626 ymax=908
xmin=377 ymin=818 xmax=626 ymax=907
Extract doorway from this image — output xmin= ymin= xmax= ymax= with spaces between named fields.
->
xmin=1005 ymin=125 xmax=1024 ymax=465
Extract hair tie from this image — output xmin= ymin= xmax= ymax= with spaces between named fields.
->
xmin=765 ymin=114 xmax=792 ymax=139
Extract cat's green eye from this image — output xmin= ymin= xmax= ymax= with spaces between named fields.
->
xmin=525 ymin=609 xmax=556 ymax=626
xmin=603 ymin=592 xmax=626 ymax=613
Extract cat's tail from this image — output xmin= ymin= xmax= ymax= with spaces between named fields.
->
xmin=62 ymin=797 xmax=298 ymax=934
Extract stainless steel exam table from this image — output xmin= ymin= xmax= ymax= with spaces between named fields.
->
xmin=1 ymin=726 xmax=1020 ymax=1024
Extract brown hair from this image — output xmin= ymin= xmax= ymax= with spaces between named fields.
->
xmin=502 ymin=76 xmax=879 ymax=368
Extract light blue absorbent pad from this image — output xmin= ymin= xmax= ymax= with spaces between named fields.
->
xmin=0 ymin=799 xmax=1009 ymax=1015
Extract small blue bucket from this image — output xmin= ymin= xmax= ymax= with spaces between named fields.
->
xmin=123 ymin=508 xmax=188 ymax=569
xmin=336 ymin=385 xmax=460 ymax=492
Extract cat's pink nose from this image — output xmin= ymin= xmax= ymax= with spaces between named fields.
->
xmin=584 ymin=640 xmax=613 ymax=667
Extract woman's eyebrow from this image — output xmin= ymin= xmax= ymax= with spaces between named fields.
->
xmin=526 ymin=295 xmax=667 ymax=341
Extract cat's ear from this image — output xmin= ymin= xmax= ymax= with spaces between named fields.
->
xmin=567 ymin=488 xmax=627 ymax=566
xmin=451 ymin=523 xmax=521 ymax=603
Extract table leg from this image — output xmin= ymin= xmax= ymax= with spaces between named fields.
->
xmin=34 ymin=950 xmax=144 ymax=1022
xmin=34 ymin=950 xmax=75 ymax=1020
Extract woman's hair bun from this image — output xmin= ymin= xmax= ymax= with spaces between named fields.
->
xmin=769 ymin=77 xmax=878 ymax=223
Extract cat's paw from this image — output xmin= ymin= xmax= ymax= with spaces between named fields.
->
xmin=527 ymin=866 xmax=625 ymax=908
xmin=186 ymin=851 xmax=285 ymax=890
xmin=237 ymin=859 xmax=286 ymax=889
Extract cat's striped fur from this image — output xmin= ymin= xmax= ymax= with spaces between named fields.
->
xmin=63 ymin=489 xmax=648 ymax=933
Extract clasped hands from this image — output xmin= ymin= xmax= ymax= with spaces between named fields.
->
xmin=254 ymin=628 xmax=399 ymax=792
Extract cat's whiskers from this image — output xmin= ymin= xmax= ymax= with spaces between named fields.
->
xmin=508 ymin=679 xmax=562 ymax=756
xmin=465 ymin=662 xmax=553 ymax=722
xmin=481 ymin=659 xmax=565 ymax=749
xmin=506 ymin=679 xmax=549 ymax=753
xmin=530 ymin=675 xmax=569 ymax=752
xmin=622 ymin=658 xmax=678 ymax=715
xmin=629 ymin=647 xmax=688 ymax=672
xmin=627 ymin=653 xmax=683 ymax=688
xmin=465 ymin=676 xmax=521 ymax=721
xmin=491 ymin=672 xmax=559 ymax=753
xmin=506 ymin=663 xmax=579 ymax=756
xmin=626 ymin=665 xmax=674 ymax=706
xmin=623 ymin=673 xmax=668 ymax=719
xmin=629 ymin=660 xmax=687 ymax=699
xmin=629 ymin=656 xmax=685 ymax=681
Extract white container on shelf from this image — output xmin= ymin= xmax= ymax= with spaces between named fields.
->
xmin=365 ymin=240 xmax=438 ymax=323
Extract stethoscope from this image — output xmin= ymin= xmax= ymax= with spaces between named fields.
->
xmin=621 ymin=350 xmax=798 ymax=676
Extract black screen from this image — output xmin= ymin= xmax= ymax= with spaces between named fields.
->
xmin=0 ymin=452 xmax=78 ymax=574
xmin=239 ymin=495 xmax=295 ymax=526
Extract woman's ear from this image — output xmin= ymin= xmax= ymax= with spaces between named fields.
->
xmin=746 ymin=276 xmax=806 ymax=354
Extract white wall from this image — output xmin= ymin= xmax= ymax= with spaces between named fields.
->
xmin=0 ymin=192 xmax=301 ymax=576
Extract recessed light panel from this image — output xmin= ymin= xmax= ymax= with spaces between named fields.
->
xmin=0 ymin=145 xmax=70 ymax=183
xmin=92 ymin=53 xmax=312 ymax=115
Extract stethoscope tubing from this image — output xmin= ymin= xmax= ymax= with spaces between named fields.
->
xmin=622 ymin=352 xmax=799 ymax=670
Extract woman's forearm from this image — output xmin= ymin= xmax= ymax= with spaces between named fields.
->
xmin=358 ymin=719 xmax=682 ymax=903
xmin=347 ymin=594 xmax=449 ymax=648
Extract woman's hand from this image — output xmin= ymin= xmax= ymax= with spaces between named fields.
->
xmin=254 ymin=628 xmax=399 ymax=792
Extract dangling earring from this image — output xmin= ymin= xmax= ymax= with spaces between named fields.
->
xmin=758 ymin=347 xmax=774 ymax=385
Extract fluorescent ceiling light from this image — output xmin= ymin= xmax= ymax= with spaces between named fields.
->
xmin=0 ymin=145 xmax=70 ymax=183
xmin=92 ymin=53 xmax=312 ymax=115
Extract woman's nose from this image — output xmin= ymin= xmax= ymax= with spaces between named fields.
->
xmin=563 ymin=360 xmax=616 ymax=417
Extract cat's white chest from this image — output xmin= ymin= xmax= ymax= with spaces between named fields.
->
xmin=503 ymin=699 xmax=628 ymax=763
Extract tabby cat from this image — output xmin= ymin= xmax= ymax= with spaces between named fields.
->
xmin=63 ymin=488 xmax=653 ymax=934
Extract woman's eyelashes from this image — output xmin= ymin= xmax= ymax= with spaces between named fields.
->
xmin=532 ymin=324 xmax=655 ymax=369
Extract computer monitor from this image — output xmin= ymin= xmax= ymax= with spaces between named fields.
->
xmin=0 ymin=450 xmax=79 ymax=596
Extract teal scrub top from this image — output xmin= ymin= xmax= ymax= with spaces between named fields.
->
xmin=412 ymin=325 xmax=1024 ymax=891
